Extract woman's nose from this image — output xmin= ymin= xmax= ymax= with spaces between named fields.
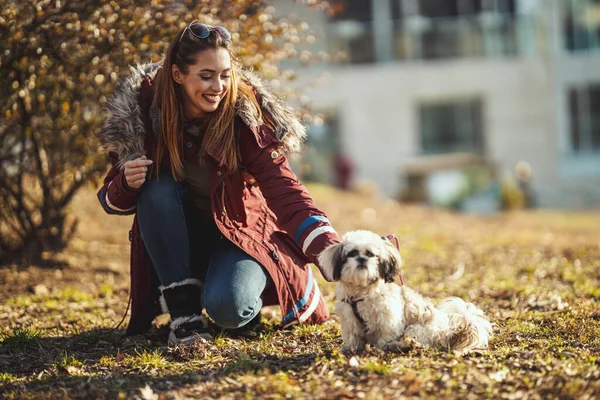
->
xmin=212 ymin=78 xmax=223 ymax=91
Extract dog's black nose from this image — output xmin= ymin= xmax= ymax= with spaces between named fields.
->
xmin=356 ymin=256 xmax=367 ymax=264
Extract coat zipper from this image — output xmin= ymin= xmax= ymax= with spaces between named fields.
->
xmin=220 ymin=181 xmax=227 ymax=216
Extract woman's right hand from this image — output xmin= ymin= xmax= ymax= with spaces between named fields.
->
xmin=124 ymin=155 xmax=153 ymax=189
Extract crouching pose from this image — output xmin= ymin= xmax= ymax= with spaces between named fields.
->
xmin=97 ymin=22 xmax=340 ymax=345
xmin=318 ymin=230 xmax=492 ymax=354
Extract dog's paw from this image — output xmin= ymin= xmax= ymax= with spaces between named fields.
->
xmin=341 ymin=343 xmax=364 ymax=356
xmin=382 ymin=341 xmax=410 ymax=353
xmin=383 ymin=336 xmax=421 ymax=353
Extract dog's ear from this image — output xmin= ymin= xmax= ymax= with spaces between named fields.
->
xmin=318 ymin=241 xmax=344 ymax=282
xmin=379 ymin=241 xmax=402 ymax=283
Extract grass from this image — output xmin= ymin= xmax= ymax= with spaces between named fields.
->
xmin=1 ymin=326 xmax=42 ymax=350
xmin=0 ymin=184 xmax=599 ymax=398
xmin=126 ymin=349 xmax=170 ymax=372
xmin=360 ymin=360 xmax=392 ymax=375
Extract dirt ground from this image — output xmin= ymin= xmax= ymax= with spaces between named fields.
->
xmin=1 ymin=183 xmax=599 ymax=399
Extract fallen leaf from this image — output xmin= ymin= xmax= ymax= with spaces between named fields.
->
xmin=139 ymin=384 xmax=157 ymax=400
xmin=489 ymin=368 xmax=509 ymax=382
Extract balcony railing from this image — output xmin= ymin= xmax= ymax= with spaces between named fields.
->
xmin=327 ymin=13 xmax=540 ymax=64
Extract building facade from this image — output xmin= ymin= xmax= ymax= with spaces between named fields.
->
xmin=273 ymin=0 xmax=600 ymax=208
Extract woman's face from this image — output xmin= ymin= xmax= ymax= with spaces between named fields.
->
xmin=173 ymin=47 xmax=232 ymax=119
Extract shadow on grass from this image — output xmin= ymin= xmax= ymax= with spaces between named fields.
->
xmin=2 ymin=353 xmax=321 ymax=398
xmin=0 ymin=328 xmax=131 ymax=374
xmin=0 ymin=257 xmax=70 ymax=271
xmin=0 ymin=326 xmax=324 ymax=398
xmin=0 ymin=371 xmax=204 ymax=399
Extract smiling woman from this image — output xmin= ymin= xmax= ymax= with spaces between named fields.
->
xmin=172 ymin=50 xmax=232 ymax=118
xmin=97 ymin=22 xmax=341 ymax=346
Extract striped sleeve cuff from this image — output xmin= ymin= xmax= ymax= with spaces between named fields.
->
xmin=294 ymin=215 xmax=330 ymax=243
xmin=98 ymin=177 xmax=137 ymax=215
xmin=301 ymin=226 xmax=336 ymax=254
xmin=294 ymin=215 xmax=340 ymax=268
xmin=295 ymin=216 xmax=336 ymax=256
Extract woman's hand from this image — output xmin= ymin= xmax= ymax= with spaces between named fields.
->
xmin=124 ymin=155 xmax=153 ymax=189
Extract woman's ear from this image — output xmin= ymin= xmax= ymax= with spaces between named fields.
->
xmin=172 ymin=64 xmax=184 ymax=84
xmin=318 ymin=242 xmax=344 ymax=282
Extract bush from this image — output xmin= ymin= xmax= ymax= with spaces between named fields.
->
xmin=0 ymin=0 xmax=329 ymax=265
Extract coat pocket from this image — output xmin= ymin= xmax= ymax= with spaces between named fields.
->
xmin=221 ymin=174 xmax=247 ymax=222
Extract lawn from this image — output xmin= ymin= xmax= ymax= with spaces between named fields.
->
xmin=1 ymin=183 xmax=599 ymax=399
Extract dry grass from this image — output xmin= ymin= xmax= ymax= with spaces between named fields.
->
xmin=0 ymin=183 xmax=599 ymax=399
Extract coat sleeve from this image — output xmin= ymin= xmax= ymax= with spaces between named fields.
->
xmin=97 ymin=152 xmax=140 ymax=215
xmin=239 ymin=124 xmax=341 ymax=279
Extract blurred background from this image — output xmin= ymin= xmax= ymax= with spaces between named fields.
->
xmin=279 ymin=0 xmax=600 ymax=212
xmin=1 ymin=0 xmax=599 ymax=265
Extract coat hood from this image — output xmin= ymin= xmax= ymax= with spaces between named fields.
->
xmin=99 ymin=62 xmax=307 ymax=168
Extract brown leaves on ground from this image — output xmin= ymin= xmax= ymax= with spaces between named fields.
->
xmin=1 ymin=184 xmax=599 ymax=399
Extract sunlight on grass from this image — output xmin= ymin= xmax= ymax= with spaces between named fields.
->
xmin=239 ymin=370 xmax=302 ymax=398
xmin=416 ymin=236 xmax=445 ymax=255
xmin=292 ymin=323 xmax=323 ymax=335
xmin=2 ymin=184 xmax=599 ymax=398
xmin=574 ymin=280 xmax=600 ymax=299
xmin=214 ymin=333 xmax=230 ymax=348
xmin=99 ymin=283 xmax=114 ymax=298
xmin=360 ymin=360 xmax=392 ymax=376
xmin=97 ymin=355 xmax=117 ymax=368
xmin=41 ymin=298 xmax=60 ymax=310
xmin=53 ymin=350 xmax=84 ymax=369
xmin=0 ymin=372 xmax=16 ymax=383
xmin=57 ymin=287 xmax=93 ymax=302
xmin=509 ymin=320 xmax=549 ymax=336
xmin=126 ymin=349 xmax=169 ymax=372
xmin=5 ymin=295 xmax=35 ymax=307
xmin=1 ymin=326 xmax=42 ymax=350
xmin=5 ymin=286 xmax=93 ymax=308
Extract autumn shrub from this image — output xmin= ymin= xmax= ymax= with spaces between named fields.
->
xmin=0 ymin=0 xmax=330 ymax=265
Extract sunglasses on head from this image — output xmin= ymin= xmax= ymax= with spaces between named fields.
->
xmin=180 ymin=22 xmax=231 ymax=42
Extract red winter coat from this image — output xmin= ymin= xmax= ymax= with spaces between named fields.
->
xmin=97 ymin=63 xmax=340 ymax=335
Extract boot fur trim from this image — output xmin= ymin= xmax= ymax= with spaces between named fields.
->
xmin=158 ymin=278 xmax=202 ymax=314
xmin=169 ymin=315 xmax=208 ymax=331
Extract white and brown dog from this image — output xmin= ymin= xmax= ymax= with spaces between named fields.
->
xmin=319 ymin=230 xmax=492 ymax=354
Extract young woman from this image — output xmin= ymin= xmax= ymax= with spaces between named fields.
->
xmin=97 ymin=23 xmax=340 ymax=345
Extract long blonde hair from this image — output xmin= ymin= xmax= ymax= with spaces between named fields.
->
xmin=152 ymin=26 xmax=262 ymax=180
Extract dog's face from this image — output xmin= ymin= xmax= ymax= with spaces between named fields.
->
xmin=318 ymin=230 xmax=402 ymax=286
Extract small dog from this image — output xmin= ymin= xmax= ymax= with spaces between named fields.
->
xmin=319 ymin=230 xmax=492 ymax=354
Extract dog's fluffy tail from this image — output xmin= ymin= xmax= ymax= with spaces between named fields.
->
xmin=437 ymin=297 xmax=493 ymax=352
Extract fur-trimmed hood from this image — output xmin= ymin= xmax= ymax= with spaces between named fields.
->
xmin=99 ymin=62 xmax=306 ymax=168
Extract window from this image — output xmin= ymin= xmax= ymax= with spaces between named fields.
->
xmin=564 ymin=0 xmax=600 ymax=52
xmin=418 ymin=0 xmax=516 ymax=17
xmin=301 ymin=114 xmax=341 ymax=184
xmin=420 ymin=99 xmax=484 ymax=154
xmin=327 ymin=0 xmax=528 ymax=64
xmin=329 ymin=0 xmax=372 ymax=22
xmin=416 ymin=0 xmax=518 ymax=60
xmin=327 ymin=0 xmax=376 ymax=63
xmin=569 ymin=84 xmax=600 ymax=153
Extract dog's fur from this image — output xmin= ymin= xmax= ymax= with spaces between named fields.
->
xmin=319 ymin=230 xmax=492 ymax=354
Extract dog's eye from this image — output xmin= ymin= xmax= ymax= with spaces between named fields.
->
xmin=347 ymin=250 xmax=358 ymax=257
xmin=365 ymin=250 xmax=374 ymax=257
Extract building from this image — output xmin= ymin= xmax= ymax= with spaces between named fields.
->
xmin=273 ymin=0 xmax=600 ymax=209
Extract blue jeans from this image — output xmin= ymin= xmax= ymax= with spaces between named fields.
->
xmin=137 ymin=173 xmax=268 ymax=329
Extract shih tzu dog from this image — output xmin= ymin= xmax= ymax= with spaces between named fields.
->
xmin=319 ymin=230 xmax=492 ymax=354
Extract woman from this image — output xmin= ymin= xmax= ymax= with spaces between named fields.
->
xmin=97 ymin=23 xmax=340 ymax=345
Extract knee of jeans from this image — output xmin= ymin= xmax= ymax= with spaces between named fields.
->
xmin=204 ymin=289 xmax=260 ymax=329
xmin=138 ymin=174 xmax=182 ymax=211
